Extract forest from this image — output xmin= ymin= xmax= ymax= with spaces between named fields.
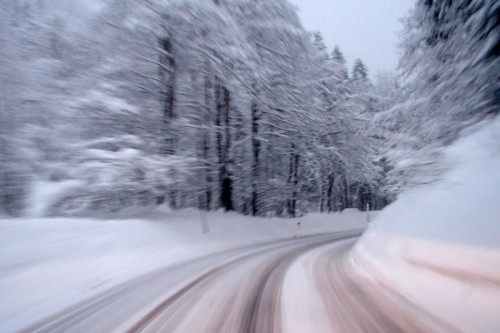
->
xmin=0 ymin=0 xmax=498 ymax=218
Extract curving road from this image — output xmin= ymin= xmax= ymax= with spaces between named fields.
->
xmin=16 ymin=230 xmax=452 ymax=333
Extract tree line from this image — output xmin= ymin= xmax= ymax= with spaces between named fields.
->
xmin=0 ymin=0 xmax=497 ymax=217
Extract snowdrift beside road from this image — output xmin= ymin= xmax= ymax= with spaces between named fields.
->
xmin=351 ymin=117 xmax=500 ymax=332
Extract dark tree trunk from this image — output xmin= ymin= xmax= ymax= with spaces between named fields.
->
xmin=221 ymin=173 xmax=233 ymax=211
xmin=250 ymin=100 xmax=260 ymax=216
xmin=158 ymin=35 xmax=176 ymax=206
xmin=287 ymin=143 xmax=300 ymax=218
xmin=202 ymin=131 xmax=212 ymax=210
xmin=326 ymin=173 xmax=335 ymax=212
xmin=320 ymin=181 xmax=326 ymax=213
xmin=159 ymin=35 xmax=176 ymax=155
xmin=215 ymin=79 xmax=233 ymax=211
xmin=215 ymin=82 xmax=223 ymax=209
xmin=343 ymin=175 xmax=350 ymax=209
xmin=201 ymin=69 xmax=213 ymax=210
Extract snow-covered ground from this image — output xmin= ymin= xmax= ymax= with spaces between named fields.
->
xmin=0 ymin=207 xmax=369 ymax=330
xmin=351 ymin=118 xmax=500 ymax=332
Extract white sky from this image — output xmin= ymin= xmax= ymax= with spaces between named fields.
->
xmin=291 ymin=0 xmax=415 ymax=77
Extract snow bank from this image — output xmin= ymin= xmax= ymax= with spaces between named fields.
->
xmin=0 ymin=208 xmax=369 ymax=330
xmin=351 ymin=117 xmax=500 ymax=332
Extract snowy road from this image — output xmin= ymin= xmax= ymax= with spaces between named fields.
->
xmin=13 ymin=230 xmax=449 ymax=333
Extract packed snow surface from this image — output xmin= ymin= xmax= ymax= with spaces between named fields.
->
xmin=352 ymin=118 xmax=500 ymax=332
xmin=0 ymin=208 xmax=369 ymax=330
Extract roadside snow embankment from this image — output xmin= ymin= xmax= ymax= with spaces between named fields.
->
xmin=0 ymin=208 xmax=368 ymax=330
xmin=351 ymin=118 xmax=500 ymax=332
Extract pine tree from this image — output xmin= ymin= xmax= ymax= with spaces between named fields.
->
xmin=332 ymin=46 xmax=349 ymax=81
xmin=351 ymin=59 xmax=368 ymax=81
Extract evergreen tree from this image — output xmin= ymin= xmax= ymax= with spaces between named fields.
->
xmin=351 ymin=58 xmax=368 ymax=81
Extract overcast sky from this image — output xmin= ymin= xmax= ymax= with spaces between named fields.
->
xmin=291 ymin=0 xmax=415 ymax=77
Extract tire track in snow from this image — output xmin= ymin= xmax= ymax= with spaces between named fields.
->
xmin=129 ymin=232 xmax=360 ymax=333
xmin=281 ymin=239 xmax=461 ymax=333
xmin=17 ymin=229 xmax=452 ymax=333
xmin=16 ymin=232 xmax=359 ymax=333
